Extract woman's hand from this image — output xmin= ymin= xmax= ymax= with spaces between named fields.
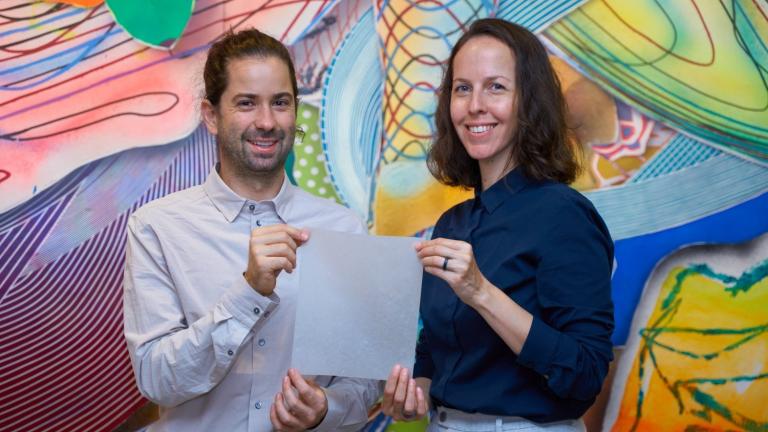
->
xmin=381 ymin=365 xmax=427 ymax=422
xmin=416 ymin=238 xmax=491 ymax=308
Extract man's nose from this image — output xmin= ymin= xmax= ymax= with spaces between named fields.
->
xmin=253 ymin=105 xmax=277 ymax=130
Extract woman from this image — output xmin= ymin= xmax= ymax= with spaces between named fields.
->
xmin=382 ymin=18 xmax=614 ymax=431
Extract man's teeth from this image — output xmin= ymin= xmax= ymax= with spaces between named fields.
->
xmin=469 ymin=125 xmax=494 ymax=133
xmin=250 ymin=140 xmax=275 ymax=147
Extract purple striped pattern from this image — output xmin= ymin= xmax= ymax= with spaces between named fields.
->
xmin=0 ymin=128 xmax=217 ymax=431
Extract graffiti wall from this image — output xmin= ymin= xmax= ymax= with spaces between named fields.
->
xmin=1 ymin=0 xmax=766 ymax=430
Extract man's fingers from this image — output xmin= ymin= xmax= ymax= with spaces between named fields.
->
xmin=251 ymin=230 xmax=299 ymax=251
xmin=273 ymin=393 xmax=300 ymax=429
xmin=253 ymin=243 xmax=297 ymax=267
xmin=282 ymin=376 xmax=312 ymax=422
xmin=270 ymin=404 xmax=285 ymax=431
xmin=251 ymin=224 xmax=308 ymax=245
xmin=288 ymin=369 xmax=324 ymax=406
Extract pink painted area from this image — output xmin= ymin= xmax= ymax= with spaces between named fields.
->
xmin=0 ymin=0 xmax=332 ymax=212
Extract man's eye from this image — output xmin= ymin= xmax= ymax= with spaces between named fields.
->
xmin=237 ymin=100 xmax=254 ymax=107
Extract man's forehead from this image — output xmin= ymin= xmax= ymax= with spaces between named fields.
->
xmin=223 ymin=55 xmax=293 ymax=95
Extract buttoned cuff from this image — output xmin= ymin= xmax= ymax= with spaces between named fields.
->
xmin=218 ymin=275 xmax=279 ymax=328
xmin=517 ymin=317 xmax=559 ymax=378
xmin=308 ymin=386 xmax=346 ymax=432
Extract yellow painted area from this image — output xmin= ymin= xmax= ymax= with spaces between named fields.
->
xmin=611 ymin=268 xmax=768 ymax=431
xmin=373 ymin=172 xmax=471 ymax=236
xmin=547 ymin=0 xmax=768 ymax=150
xmin=373 ymin=0 xmax=483 ymax=235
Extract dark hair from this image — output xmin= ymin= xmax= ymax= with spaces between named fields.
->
xmin=203 ymin=28 xmax=298 ymax=108
xmin=429 ymin=18 xmax=579 ymax=189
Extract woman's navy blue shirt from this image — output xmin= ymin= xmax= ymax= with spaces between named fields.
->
xmin=413 ymin=168 xmax=615 ymax=422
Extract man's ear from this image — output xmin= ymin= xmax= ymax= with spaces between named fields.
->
xmin=201 ymin=99 xmax=218 ymax=136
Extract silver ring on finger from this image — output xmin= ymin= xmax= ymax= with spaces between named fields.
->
xmin=442 ymin=256 xmax=450 ymax=271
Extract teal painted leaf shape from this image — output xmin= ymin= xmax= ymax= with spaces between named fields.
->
xmin=107 ymin=0 xmax=195 ymax=49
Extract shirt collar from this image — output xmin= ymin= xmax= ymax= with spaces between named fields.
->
xmin=203 ymin=164 xmax=296 ymax=223
xmin=476 ymin=167 xmax=533 ymax=214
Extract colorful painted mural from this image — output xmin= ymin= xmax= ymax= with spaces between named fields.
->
xmin=605 ymin=234 xmax=768 ymax=431
xmin=1 ymin=0 xmax=766 ymax=431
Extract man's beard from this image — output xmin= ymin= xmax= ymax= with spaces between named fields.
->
xmin=225 ymin=127 xmax=294 ymax=176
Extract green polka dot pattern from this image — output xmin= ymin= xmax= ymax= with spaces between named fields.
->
xmin=292 ymin=104 xmax=342 ymax=204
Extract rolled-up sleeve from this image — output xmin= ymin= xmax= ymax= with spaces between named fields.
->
xmin=123 ymin=215 xmax=277 ymax=407
xmin=516 ymin=198 xmax=614 ymax=401
xmin=310 ymin=377 xmax=382 ymax=431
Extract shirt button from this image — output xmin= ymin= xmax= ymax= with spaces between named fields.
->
xmin=256 ymin=220 xmax=262 ymax=227
xmin=249 ymin=204 xmax=255 ymax=211
xmin=227 ymin=350 xmax=234 ymax=356
xmin=258 ymin=338 xmax=266 ymax=347
xmin=255 ymin=401 xmax=262 ymax=409
xmin=253 ymin=307 xmax=261 ymax=315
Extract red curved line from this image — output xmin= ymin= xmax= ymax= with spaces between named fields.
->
xmin=379 ymin=0 xmax=468 ymax=67
xmin=0 ymin=22 xmax=114 ymax=63
xmin=385 ymin=80 xmax=438 ymax=135
xmin=551 ymin=23 xmax=762 ymax=137
xmin=0 ymin=212 xmax=124 ymax=338
xmin=0 ymin=1 xmax=321 ymax=109
xmin=0 ymin=6 xmax=107 ymax=57
xmin=2 ymin=314 xmax=128 ymax=431
xmin=0 ymin=299 xmax=123 ymax=417
xmin=0 ymin=208 xmax=121 ymax=334
xmin=280 ymin=0 xmax=313 ymax=42
xmin=0 ymin=273 xmax=124 ymax=412
xmin=0 ymin=217 xmax=99 ymax=328
xmin=0 ymin=170 xmax=9 ymax=184
xmin=601 ymin=0 xmax=715 ymax=66
xmin=751 ymin=0 xmax=768 ymax=22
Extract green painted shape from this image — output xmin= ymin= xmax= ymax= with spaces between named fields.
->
xmin=662 ymin=259 xmax=768 ymax=310
xmin=292 ymin=104 xmax=343 ymax=203
xmin=285 ymin=152 xmax=296 ymax=185
xmin=106 ymin=0 xmax=194 ymax=49
xmin=385 ymin=417 xmax=429 ymax=432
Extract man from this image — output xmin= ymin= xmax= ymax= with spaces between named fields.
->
xmin=123 ymin=29 xmax=380 ymax=431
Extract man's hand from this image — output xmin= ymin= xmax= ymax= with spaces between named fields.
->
xmin=270 ymin=369 xmax=328 ymax=431
xmin=244 ymin=225 xmax=308 ymax=296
